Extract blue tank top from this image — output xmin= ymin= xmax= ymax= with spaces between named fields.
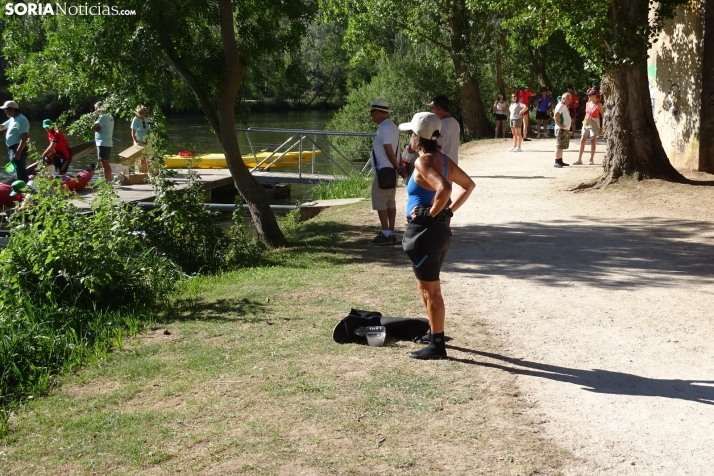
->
xmin=405 ymin=153 xmax=449 ymax=218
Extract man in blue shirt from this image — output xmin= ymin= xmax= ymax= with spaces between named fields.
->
xmin=0 ymin=100 xmax=30 ymax=182
xmin=534 ymin=88 xmax=553 ymax=138
xmin=92 ymin=101 xmax=115 ymax=181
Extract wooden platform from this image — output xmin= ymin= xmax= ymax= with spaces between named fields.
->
xmin=70 ymin=169 xmax=341 ymax=209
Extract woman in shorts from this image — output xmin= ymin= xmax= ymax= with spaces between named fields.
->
xmin=508 ymin=93 xmax=528 ymax=152
xmin=398 ymin=112 xmax=475 ymax=360
xmin=574 ymin=91 xmax=604 ymax=165
xmin=493 ymin=94 xmax=508 ymax=139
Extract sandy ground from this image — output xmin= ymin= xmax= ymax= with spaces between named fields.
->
xmin=438 ymin=138 xmax=714 ymax=475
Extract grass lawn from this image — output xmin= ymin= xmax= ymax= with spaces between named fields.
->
xmin=0 ymin=201 xmax=567 ymax=475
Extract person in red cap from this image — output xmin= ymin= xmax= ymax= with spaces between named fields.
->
xmin=41 ymin=119 xmax=73 ymax=174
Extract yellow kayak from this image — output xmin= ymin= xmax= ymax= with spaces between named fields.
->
xmin=164 ymin=151 xmax=320 ymax=169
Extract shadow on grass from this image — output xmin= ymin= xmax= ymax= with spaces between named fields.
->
xmin=447 ymin=346 xmax=714 ymax=405
xmin=160 ymin=297 xmax=274 ymax=324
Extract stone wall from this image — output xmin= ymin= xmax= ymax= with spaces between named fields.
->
xmin=648 ymin=0 xmax=712 ymax=171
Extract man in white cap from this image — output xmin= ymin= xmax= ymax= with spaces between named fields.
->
xmin=0 ymin=100 xmax=31 ymax=182
xmin=92 ymin=101 xmax=115 ymax=181
xmin=368 ymin=98 xmax=400 ymax=245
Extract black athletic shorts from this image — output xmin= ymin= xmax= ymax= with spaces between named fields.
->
xmin=495 ymin=113 xmax=507 ymax=121
xmin=536 ymin=111 xmax=549 ymax=120
xmin=402 ymin=214 xmax=451 ymax=282
xmin=97 ymin=145 xmax=112 ymax=161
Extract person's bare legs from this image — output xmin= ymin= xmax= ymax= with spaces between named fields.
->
xmin=387 ymin=207 xmax=396 ymax=232
xmin=589 ymin=137 xmax=597 ymax=164
xmin=574 ymin=134 xmax=587 ymax=164
xmin=501 ymin=120 xmax=507 ymax=138
xmin=100 ymin=159 xmax=112 ymax=181
xmin=377 ymin=209 xmax=389 ymax=230
xmin=417 ymin=279 xmax=445 ymax=333
xmin=514 ymin=128 xmax=523 ymax=149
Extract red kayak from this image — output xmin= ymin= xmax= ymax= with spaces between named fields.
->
xmin=0 ymin=168 xmax=95 ymax=207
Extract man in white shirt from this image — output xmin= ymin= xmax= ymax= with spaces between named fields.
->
xmin=428 ymin=95 xmax=460 ymax=164
xmin=369 ymin=98 xmax=400 ymax=245
xmin=553 ymin=93 xmax=572 ymax=168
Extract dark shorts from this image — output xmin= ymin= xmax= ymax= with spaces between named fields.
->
xmin=495 ymin=113 xmax=507 ymax=121
xmin=97 ymin=146 xmax=112 ymax=161
xmin=536 ymin=111 xmax=549 ymax=120
xmin=402 ymin=214 xmax=451 ymax=282
xmin=49 ymin=151 xmax=72 ymax=174
xmin=8 ymin=144 xmax=29 ymax=182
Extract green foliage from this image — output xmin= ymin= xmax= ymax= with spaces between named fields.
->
xmin=327 ymin=50 xmax=458 ymax=161
xmin=0 ymin=174 xmax=180 ymax=423
xmin=309 ymin=174 xmax=371 ymax=200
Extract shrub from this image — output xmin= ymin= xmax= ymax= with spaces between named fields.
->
xmin=309 ymin=173 xmax=371 ymax=200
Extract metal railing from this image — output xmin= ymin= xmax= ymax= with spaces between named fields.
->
xmin=236 ymin=127 xmax=375 ymax=178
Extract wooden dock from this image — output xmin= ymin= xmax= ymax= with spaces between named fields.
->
xmin=70 ymin=169 xmax=342 ymax=209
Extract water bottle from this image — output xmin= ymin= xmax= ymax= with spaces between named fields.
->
xmin=355 ymin=326 xmax=386 ymax=347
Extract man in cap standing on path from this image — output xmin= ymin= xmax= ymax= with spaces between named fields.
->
xmin=0 ymin=100 xmax=30 ymax=182
xmin=368 ymin=98 xmax=400 ymax=245
xmin=92 ymin=101 xmax=115 ymax=182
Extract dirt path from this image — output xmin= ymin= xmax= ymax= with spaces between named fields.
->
xmin=442 ymin=138 xmax=714 ymax=475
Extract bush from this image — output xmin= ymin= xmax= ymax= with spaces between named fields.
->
xmin=326 ymin=50 xmax=459 ymax=162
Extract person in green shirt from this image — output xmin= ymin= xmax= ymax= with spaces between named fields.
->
xmin=0 ymin=100 xmax=30 ymax=182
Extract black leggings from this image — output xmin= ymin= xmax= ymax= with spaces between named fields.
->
xmin=402 ymin=214 xmax=451 ymax=282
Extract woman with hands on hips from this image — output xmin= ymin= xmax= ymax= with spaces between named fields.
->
xmin=398 ymin=112 xmax=475 ymax=360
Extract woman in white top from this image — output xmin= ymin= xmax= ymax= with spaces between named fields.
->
xmin=508 ymin=93 xmax=528 ymax=152
xmin=493 ymin=94 xmax=508 ymax=139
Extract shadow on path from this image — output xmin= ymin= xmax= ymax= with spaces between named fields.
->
xmin=447 ymin=346 xmax=714 ymax=405
xmin=446 ymin=216 xmax=714 ymax=289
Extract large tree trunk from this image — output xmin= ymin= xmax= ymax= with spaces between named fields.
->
xmin=217 ymin=0 xmax=287 ymax=247
xmin=447 ymin=0 xmax=491 ymax=140
xmin=573 ymin=0 xmax=686 ymax=190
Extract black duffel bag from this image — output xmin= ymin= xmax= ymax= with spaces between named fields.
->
xmin=372 ymin=148 xmax=398 ymax=189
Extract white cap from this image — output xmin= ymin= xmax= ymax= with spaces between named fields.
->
xmin=0 ymin=100 xmax=19 ymax=110
xmin=369 ymin=98 xmax=391 ymax=113
xmin=398 ymin=112 xmax=441 ymax=140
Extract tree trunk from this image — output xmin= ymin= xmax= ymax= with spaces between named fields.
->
xmin=446 ymin=0 xmax=491 ymax=140
xmin=573 ymin=0 xmax=686 ymax=190
xmin=496 ymin=32 xmax=506 ymax=96
xmin=214 ymin=0 xmax=287 ymax=247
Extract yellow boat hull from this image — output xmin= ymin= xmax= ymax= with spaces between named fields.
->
xmin=164 ymin=151 xmax=320 ymax=169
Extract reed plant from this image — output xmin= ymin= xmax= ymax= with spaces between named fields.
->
xmin=309 ymin=173 xmax=371 ymax=200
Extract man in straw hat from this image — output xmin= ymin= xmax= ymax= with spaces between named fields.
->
xmin=131 ymin=105 xmax=150 ymax=172
xmin=92 ymin=101 xmax=115 ymax=181
xmin=0 ymin=100 xmax=31 ymax=182
xmin=368 ymin=98 xmax=400 ymax=245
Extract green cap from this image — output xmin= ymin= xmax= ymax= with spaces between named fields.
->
xmin=42 ymin=119 xmax=54 ymax=128
xmin=10 ymin=180 xmax=28 ymax=197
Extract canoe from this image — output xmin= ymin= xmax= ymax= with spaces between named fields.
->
xmin=0 ymin=167 xmax=96 ymax=206
xmin=164 ymin=150 xmax=321 ymax=169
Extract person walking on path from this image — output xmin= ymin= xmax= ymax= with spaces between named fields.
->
xmin=368 ymin=98 xmax=400 ymax=245
xmin=573 ymin=91 xmax=604 ymax=165
xmin=92 ymin=101 xmax=115 ymax=182
xmin=567 ymin=85 xmax=580 ymax=136
xmin=508 ymin=93 xmax=528 ymax=152
xmin=493 ymin=94 xmax=508 ymax=139
xmin=41 ymin=119 xmax=73 ymax=174
xmin=553 ymin=93 xmax=572 ymax=168
xmin=0 ymin=100 xmax=30 ymax=183
xmin=534 ymin=88 xmax=552 ymax=138
xmin=130 ymin=105 xmax=150 ymax=173
xmin=398 ymin=112 xmax=475 ymax=360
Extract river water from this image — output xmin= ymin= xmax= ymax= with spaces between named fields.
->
xmin=3 ymin=110 xmax=348 ymax=202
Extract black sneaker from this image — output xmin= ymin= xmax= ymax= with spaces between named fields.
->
xmin=390 ymin=234 xmax=398 ymax=245
xmin=369 ymin=232 xmax=393 ymax=246
xmin=554 ymin=162 xmax=563 ymax=168
xmin=408 ymin=344 xmax=447 ymax=360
